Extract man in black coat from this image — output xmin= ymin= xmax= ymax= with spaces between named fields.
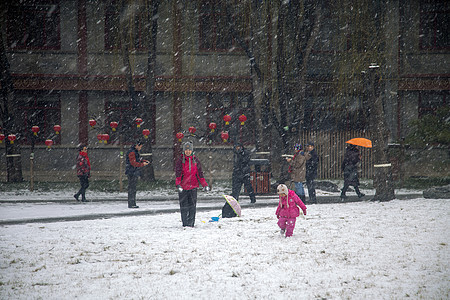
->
xmin=223 ymin=143 xmax=256 ymax=217
xmin=305 ymin=141 xmax=319 ymax=204
xmin=125 ymin=140 xmax=150 ymax=208
xmin=340 ymin=144 xmax=365 ymax=199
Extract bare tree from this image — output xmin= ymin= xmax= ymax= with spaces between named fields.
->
xmin=0 ymin=8 xmax=23 ymax=182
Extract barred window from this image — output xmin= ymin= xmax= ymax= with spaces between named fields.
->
xmin=7 ymin=0 xmax=60 ymax=50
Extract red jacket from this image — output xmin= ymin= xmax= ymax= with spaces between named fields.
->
xmin=175 ymin=154 xmax=208 ymax=190
xmin=76 ymin=152 xmax=91 ymax=177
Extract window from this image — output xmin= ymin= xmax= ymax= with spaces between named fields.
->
xmin=206 ymin=93 xmax=255 ymax=145
xmin=418 ymin=91 xmax=448 ymax=117
xmin=17 ymin=92 xmax=61 ymax=145
xmin=7 ymin=1 xmax=60 ymax=50
xmin=199 ymin=0 xmax=248 ymax=52
xmin=104 ymin=2 xmax=148 ymax=50
xmin=420 ymin=0 xmax=450 ymax=50
xmin=104 ymin=93 xmax=156 ymax=144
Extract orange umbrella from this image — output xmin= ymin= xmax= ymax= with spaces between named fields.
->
xmin=346 ymin=138 xmax=372 ymax=148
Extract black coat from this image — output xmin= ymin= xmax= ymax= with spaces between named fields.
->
xmin=232 ymin=145 xmax=251 ymax=177
xmin=342 ymin=146 xmax=360 ymax=186
xmin=306 ymin=149 xmax=319 ymax=180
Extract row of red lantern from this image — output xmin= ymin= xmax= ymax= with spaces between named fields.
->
xmin=0 ymin=133 xmax=54 ymax=148
xmin=96 ymin=128 xmax=152 ymax=144
xmin=31 ymin=125 xmax=62 ymax=136
xmin=176 ymin=131 xmax=229 ymax=143
xmin=89 ymin=118 xmax=144 ymax=130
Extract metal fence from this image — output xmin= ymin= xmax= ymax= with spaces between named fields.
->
xmin=298 ymin=130 xmax=373 ymax=180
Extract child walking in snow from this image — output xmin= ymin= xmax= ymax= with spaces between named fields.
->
xmin=276 ymin=184 xmax=307 ymax=238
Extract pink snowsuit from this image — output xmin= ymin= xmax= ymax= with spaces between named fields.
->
xmin=276 ymin=189 xmax=307 ymax=237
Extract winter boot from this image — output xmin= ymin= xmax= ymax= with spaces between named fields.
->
xmin=74 ymin=194 xmax=80 ymax=201
xmin=355 ymin=187 xmax=365 ymax=198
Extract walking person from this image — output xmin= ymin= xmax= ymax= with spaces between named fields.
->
xmin=125 ymin=140 xmax=150 ymax=208
xmin=231 ymin=143 xmax=256 ymax=203
xmin=340 ymin=144 xmax=365 ymax=199
xmin=305 ymin=141 xmax=319 ymax=204
xmin=276 ymin=184 xmax=307 ymax=238
xmin=74 ymin=144 xmax=90 ymax=202
xmin=175 ymin=141 xmax=210 ymax=227
xmin=286 ymin=143 xmax=310 ymax=202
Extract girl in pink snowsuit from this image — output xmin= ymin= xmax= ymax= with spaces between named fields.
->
xmin=276 ymin=184 xmax=307 ymax=237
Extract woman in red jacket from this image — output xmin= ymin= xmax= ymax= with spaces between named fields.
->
xmin=175 ymin=142 xmax=209 ymax=227
xmin=74 ymin=144 xmax=90 ymax=202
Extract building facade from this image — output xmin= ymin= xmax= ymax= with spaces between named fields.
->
xmin=1 ymin=0 xmax=448 ymax=182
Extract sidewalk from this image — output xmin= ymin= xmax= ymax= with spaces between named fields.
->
xmin=0 ymin=191 xmax=423 ymax=226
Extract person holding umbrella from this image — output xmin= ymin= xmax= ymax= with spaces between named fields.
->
xmin=175 ymin=141 xmax=210 ymax=227
xmin=340 ymin=144 xmax=365 ymax=199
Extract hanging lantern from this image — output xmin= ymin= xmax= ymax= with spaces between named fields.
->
xmin=45 ymin=139 xmax=53 ymax=148
xmin=176 ymin=132 xmax=184 ymax=142
xmin=238 ymin=114 xmax=247 ymax=125
xmin=142 ymin=129 xmax=150 ymax=139
xmin=8 ymin=134 xmax=17 ymax=144
xmin=135 ymin=118 xmax=143 ymax=128
xmin=97 ymin=134 xmax=103 ymax=143
xmin=0 ymin=133 xmax=5 ymax=144
xmin=103 ymin=133 xmax=110 ymax=144
xmin=53 ymin=124 xmax=61 ymax=134
xmin=221 ymin=131 xmax=229 ymax=143
xmin=89 ymin=119 xmax=97 ymax=128
xmin=223 ymin=114 xmax=231 ymax=125
xmin=188 ymin=126 xmax=196 ymax=135
xmin=110 ymin=121 xmax=118 ymax=132
xmin=31 ymin=126 xmax=40 ymax=136
xmin=208 ymin=122 xmax=217 ymax=132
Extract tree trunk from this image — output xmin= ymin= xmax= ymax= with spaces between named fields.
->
xmin=140 ymin=0 xmax=160 ymax=182
xmin=0 ymin=15 xmax=23 ymax=182
xmin=369 ymin=67 xmax=395 ymax=201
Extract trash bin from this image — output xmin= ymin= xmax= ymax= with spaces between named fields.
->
xmin=248 ymin=158 xmax=270 ymax=194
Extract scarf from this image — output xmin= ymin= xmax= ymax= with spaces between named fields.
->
xmin=80 ymin=151 xmax=90 ymax=167
xmin=288 ymin=150 xmax=300 ymax=173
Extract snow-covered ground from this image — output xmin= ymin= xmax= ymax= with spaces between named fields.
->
xmin=0 ymin=197 xmax=448 ymax=299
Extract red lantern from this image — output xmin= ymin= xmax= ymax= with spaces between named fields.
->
xmin=135 ymin=118 xmax=143 ymax=128
xmin=238 ymin=114 xmax=247 ymax=125
xmin=89 ymin=119 xmax=97 ymax=127
xmin=142 ymin=129 xmax=150 ymax=139
xmin=97 ymin=134 xmax=103 ymax=143
xmin=176 ymin=132 xmax=184 ymax=142
xmin=0 ymin=133 xmax=5 ymax=144
xmin=8 ymin=134 xmax=16 ymax=144
xmin=223 ymin=114 xmax=231 ymax=125
xmin=103 ymin=133 xmax=110 ymax=144
xmin=188 ymin=126 xmax=196 ymax=135
xmin=209 ymin=122 xmax=217 ymax=132
xmin=31 ymin=126 xmax=40 ymax=136
xmin=53 ymin=125 xmax=61 ymax=134
xmin=110 ymin=121 xmax=118 ymax=131
xmin=45 ymin=139 xmax=53 ymax=148
xmin=221 ymin=131 xmax=229 ymax=143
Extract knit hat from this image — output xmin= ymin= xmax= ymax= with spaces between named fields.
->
xmin=277 ymin=184 xmax=288 ymax=196
xmin=306 ymin=141 xmax=314 ymax=147
xmin=294 ymin=143 xmax=302 ymax=151
xmin=183 ymin=141 xmax=193 ymax=152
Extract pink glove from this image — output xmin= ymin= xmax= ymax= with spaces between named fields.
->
xmin=302 ymin=209 xmax=307 ymax=216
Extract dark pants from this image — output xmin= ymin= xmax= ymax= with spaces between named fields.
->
xmin=75 ymin=175 xmax=89 ymax=201
xmin=178 ymin=189 xmax=197 ymax=227
xmin=127 ymin=175 xmax=138 ymax=207
xmin=306 ymin=176 xmax=317 ymax=203
xmin=231 ymin=173 xmax=256 ymax=203
xmin=341 ymin=183 xmax=363 ymax=196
